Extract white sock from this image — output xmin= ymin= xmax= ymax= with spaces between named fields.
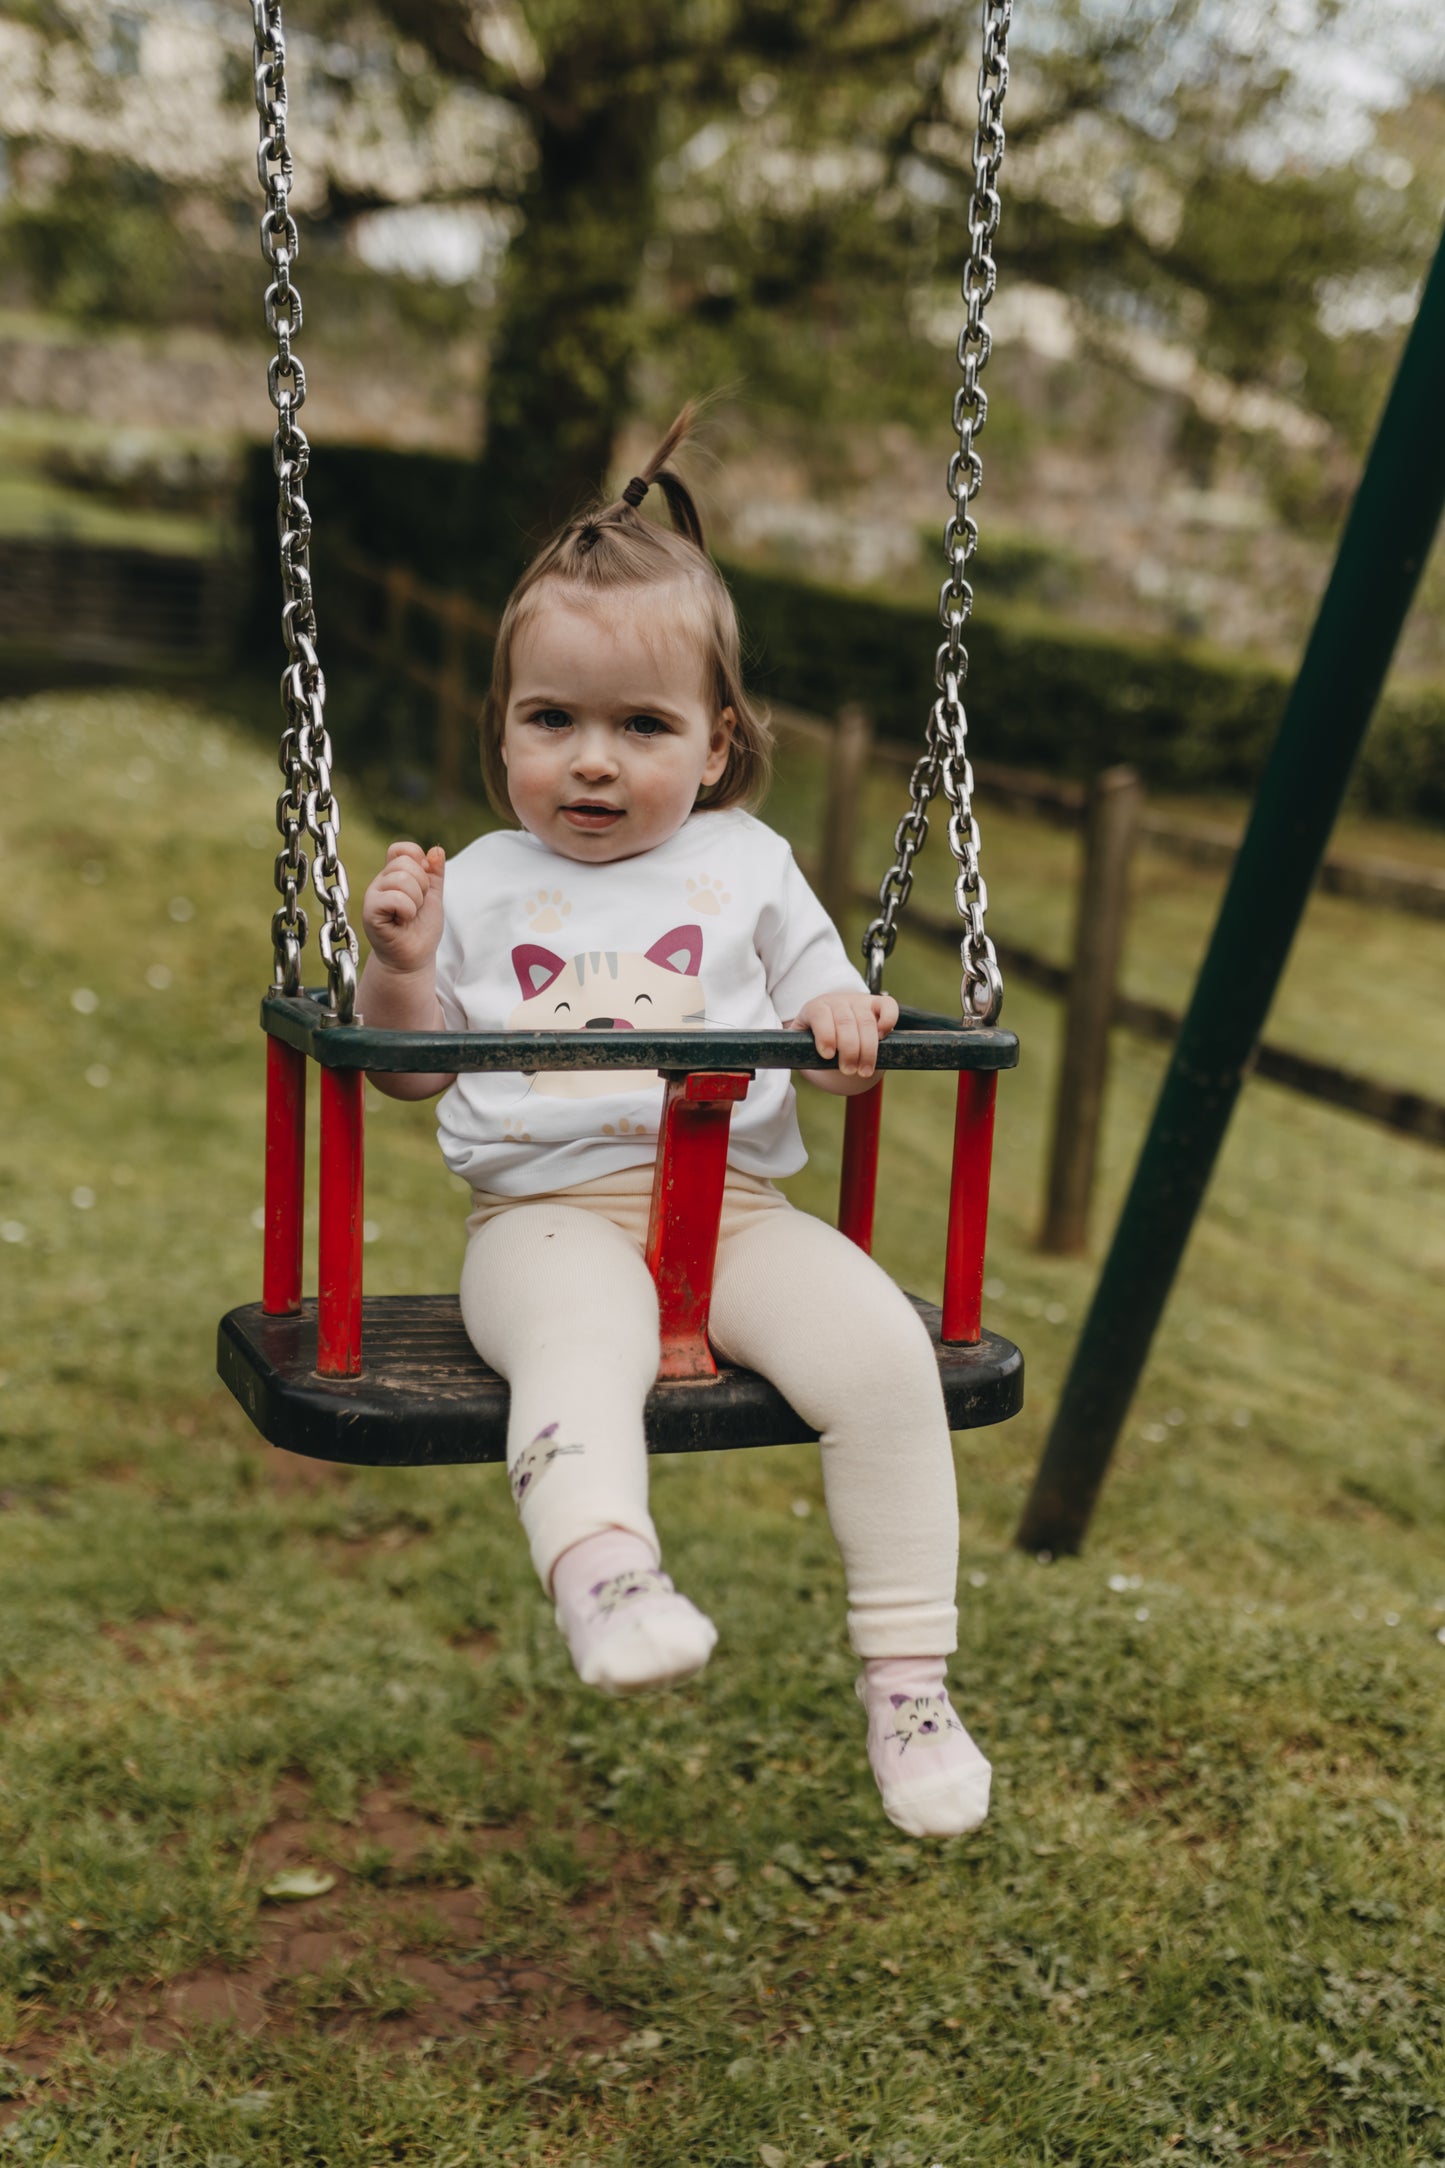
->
xmin=857 ymin=1656 xmax=992 ymax=1838
xmin=551 ymin=1529 xmax=717 ymax=1696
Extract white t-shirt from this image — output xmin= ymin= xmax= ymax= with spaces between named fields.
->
xmin=432 ymin=808 xmax=867 ymax=1196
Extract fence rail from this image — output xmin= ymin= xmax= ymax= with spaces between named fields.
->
xmin=896 ymin=895 xmax=1445 ymax=1151
xmin=0 ymin=536 xmax=232 ymax=669
xmin=769 ymin=704 xmax=1445 ymax=922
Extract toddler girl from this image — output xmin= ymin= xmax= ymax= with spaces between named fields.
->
xmin=358 ymin=411 xmax=991 ymax=1839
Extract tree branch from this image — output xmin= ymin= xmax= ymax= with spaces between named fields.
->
xmin=369 ymin=0 xmax=538 ymax=111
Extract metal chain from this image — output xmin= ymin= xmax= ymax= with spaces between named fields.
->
xmin=253 ymin=0 xmax=358 ymax=1020
xmin=864 ymin=0 xmax=1010 ymax=1025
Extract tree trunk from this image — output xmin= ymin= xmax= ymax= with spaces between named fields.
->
xmin=474 ymin=62 xmax=661 ymax=593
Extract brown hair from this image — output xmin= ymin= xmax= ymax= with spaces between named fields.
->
xmin=478 ymin=405 xmax=772 ymax=822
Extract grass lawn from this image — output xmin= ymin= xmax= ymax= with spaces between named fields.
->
xmin=1 ymin=689 xmax=1443 ymax=2166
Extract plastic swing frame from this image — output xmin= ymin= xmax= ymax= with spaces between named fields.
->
xmin=216 ymin=993 xmax=1021 ymax=1465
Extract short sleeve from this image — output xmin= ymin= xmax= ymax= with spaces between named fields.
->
xmin=756 ymin=843 xmax=869 ymax=1021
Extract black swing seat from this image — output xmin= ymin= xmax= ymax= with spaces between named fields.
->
xmin=218 ymin=1296 xmax=1023 ymax=1467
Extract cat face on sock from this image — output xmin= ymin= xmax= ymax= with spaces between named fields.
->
xmin=887 ymin=1691 xmax=966 ymax=1751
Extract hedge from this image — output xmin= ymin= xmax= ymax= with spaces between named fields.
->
xmin=239 ymin=442 xmax=1445 ymax=823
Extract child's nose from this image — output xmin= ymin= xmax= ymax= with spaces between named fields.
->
xmin=571 ymin=729 xmax=619 ymax=777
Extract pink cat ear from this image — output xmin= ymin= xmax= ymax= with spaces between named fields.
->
xmin=512 ymin=943 xmax=567 ymax=997
xmin=645 ymin=924 xmax=703 ymax=976
xmin=889 ymin=1693 xmax=910 ymax=1708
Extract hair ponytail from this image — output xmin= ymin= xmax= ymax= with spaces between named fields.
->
xmin=607 ymin=404 xmax=706 ymax=550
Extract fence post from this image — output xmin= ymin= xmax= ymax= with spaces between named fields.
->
xmin=1039 ymin=765 xmax=1142 ymax=1255
xmin=436 ymin=593 xmax=468 ymax=808
xmin=819 ymin=704 xmax=873 ymax=932
xmin=383 ymin=566 xmax=412 ymax=750
xmin=383 ymin=564 xmax=412 ymax=648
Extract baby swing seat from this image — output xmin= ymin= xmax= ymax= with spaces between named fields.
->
xmin=217 ymin=991 xmax=1022 ymax=1466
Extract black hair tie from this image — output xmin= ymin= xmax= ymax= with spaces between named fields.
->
xmin=621 ymin=476 xmax=650 ymax=507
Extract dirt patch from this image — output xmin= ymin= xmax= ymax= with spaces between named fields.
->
xmin=1114 ymin=1749 xmax=1204 ymax=1822
xmin=254 ymin=1442 xmax=352 ymax=1495
xmin=97 ymin=1615 xmax=203 ymax=1663
xmin=20 ymin=1892 xmax=630 ymax=2068
xmin=3 ymin=1779 xmax=650 ymax=2108
xmin=315 ymin=1509 xmax=440 ymax=1572
xmin=248 ymin=1778 xmax=476 ymax=1883
xmin=0 ymin=1485 xmax=67 ymax=1517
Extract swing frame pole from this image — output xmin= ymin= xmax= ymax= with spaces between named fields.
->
xmin=1016 ymin=225 xmax=1445 ymax=1559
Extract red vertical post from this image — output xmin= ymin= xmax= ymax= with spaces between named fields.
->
xmin=942 ymin=1070 xmax=998 ymax=1345
xmin=318 ymin=1066 xmax=364 ymax=1377
xmin=645 ymin=1071 xmax=752 ymax=1380
xmin=263 ymin=1036 xmax=307 ymax=1316
xmin=837 ymin=1080 xmax=885 ymax=1253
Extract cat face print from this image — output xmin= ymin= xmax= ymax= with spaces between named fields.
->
xmin=886 ymin=1692 xmax=966 ymax=1753
xmin=507 ymin=926 xmax=705 ymax=1100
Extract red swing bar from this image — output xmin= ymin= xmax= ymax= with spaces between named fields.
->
xmin=318 ymin=1067 xmax=365 ymax=1376
xmin=263 ymin=1036 xmax=306 ymax=1317
xmin=646 ymin=1070 xmax=754 ymax=1380
xmin=942 ymin=1070 xmax=997 ymax=1345
xmin=837 ymin=1080 xmax=885 ymax=1254
xmin=837 ymin=1075 xmax=994 ymax=1343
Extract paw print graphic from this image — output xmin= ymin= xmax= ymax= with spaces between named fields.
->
xmin=504 ymin=1116 xmax=532 ymax=1144
xmin=686 ymin=874 xmax=730 ymax=916
xmin=602 ymin=1117 xmax=652 ymax=1138
xmin=525 ymin=888 xmax=571 ymax=935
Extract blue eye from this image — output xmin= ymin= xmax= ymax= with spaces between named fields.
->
xmin=626 ymin=715 xmax=667 ymax=736
xmin=534 ymin=708 xmax=571 ymax=729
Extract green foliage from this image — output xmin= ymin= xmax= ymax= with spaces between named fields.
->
xmin=0 ymin=156 xmax=184 ymax=326
xmin=1166 ymin=158 xmax=1421 ymax=448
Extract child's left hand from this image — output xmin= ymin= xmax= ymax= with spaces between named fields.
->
xmin=789 ymin=990 xmax=900 ymax=1082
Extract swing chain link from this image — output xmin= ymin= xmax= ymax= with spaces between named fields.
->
xmin=864 ymin=0 xmax=1009 ymax=1025
xmin=253 ymin=0 xmax=358 ymax=1020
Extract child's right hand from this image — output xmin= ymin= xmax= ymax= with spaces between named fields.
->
xmin=361 ymin=842 xmax=446 ymax=974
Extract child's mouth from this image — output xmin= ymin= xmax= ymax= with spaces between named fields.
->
xmin=561 ymin=802 xmax=624 ymax=830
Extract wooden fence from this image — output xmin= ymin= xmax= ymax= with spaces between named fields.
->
xmin=336 ymin=550 xmax=497 ymax=805
xmin=0 ymin=537 xmax=233 ymax=671
xmin=771 ymin=702 xmax=1445 ymax=924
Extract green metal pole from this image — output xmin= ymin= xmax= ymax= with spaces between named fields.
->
xmin=1017 ymin=226 xmax=1445 ymax=1558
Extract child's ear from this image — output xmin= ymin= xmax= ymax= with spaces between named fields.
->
xmin=702 ymin=704 xmax=735 ymax=787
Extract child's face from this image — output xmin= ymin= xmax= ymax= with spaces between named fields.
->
xmin=501 ymin=587 xmax=732 ymax=862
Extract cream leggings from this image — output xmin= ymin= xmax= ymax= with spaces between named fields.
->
xmin=460 ymin=1167 xmax=959 ymax=1659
